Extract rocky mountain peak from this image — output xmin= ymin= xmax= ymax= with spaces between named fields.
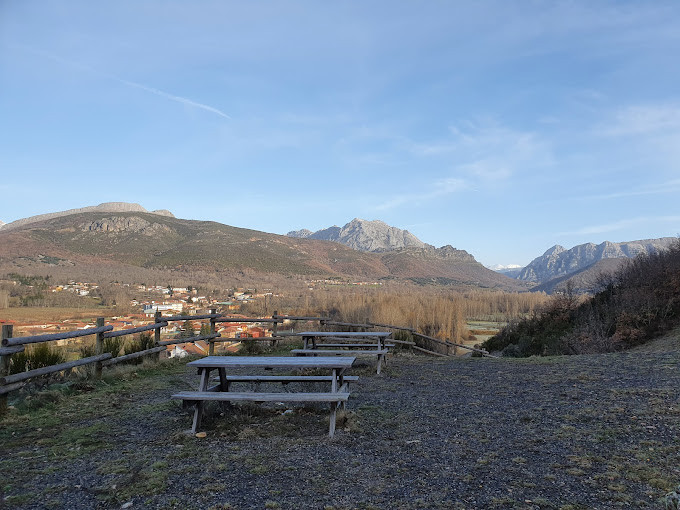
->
xmin=288 ymin=218 xmax=431 ymax=253
xmin=286 ymin=228 xmax=314 ymax=239
xmin=542 ymin=245 xmax=565 ymax=257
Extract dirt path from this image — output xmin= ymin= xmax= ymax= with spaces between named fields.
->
xmin=1 ymin=350 xmax=679 ymax=509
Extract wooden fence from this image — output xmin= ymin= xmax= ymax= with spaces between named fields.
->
xmin=0 ymin=309 xmax=494 ymax=412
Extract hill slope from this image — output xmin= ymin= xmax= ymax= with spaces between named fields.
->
xmin=0 ymin=211 xmax=525 ymax=290
xmin=0 ymin=202 xmax=174 ymax=231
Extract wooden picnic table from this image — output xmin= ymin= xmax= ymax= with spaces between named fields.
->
xmin=292 ymin=331 xmax=393 ymax=374
xmin=298 ymin=331 xmax=393 ymax=349
xmin=172 ymin=356 xmax=356 ymax=437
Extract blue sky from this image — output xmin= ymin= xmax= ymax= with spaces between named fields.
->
xmin=1 ymin=1 xmax=679 ymax=267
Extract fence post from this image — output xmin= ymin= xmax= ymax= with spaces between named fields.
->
xmin=154 ymin=311 xmax=163 ymax=361
xmin=271 ymin=310 xmax=278 ymax=347
xmin=209 ymin=308 xmax=217 ymax=355
xmin=1 ymin=325 xmax=14 ymax=414
xmin=94 ymin=318 xmax=104 ymax=379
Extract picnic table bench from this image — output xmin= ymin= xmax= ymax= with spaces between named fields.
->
xmin=172 ymin=356 xmax=356 ymax=437
xmin=291 ymin=331 xmax=393 ymax=374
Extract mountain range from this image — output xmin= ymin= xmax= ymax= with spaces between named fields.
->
xmin=0 ymin=204 xmax=525 ymax=291
xmin=516 ymin=238 xmax=677 ymax=292
xmin=288 ymin=219 xmax=677 ymax=293
xmin=2 ymin=204 xmax=674 ymax=294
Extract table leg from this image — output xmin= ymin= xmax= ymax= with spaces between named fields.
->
xmin=329 ymin=402 xmax=337 ymax=438
xmin=218 ymin=367 xmax=228 ymax=391
xmin=337 ymin=368 xmax=347 ymax=410
xmin=192 ymin=368 xmax=210 ymax=433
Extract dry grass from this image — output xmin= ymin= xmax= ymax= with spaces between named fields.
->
xmin=0 ymin=306 xmax=118 ymax=323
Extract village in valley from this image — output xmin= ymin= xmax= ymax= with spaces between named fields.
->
xmin=0 ymin=279 xmax=287 ymax=359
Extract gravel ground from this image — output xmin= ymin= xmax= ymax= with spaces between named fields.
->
xmin=1 ymin=350 xmax=679 ymax=510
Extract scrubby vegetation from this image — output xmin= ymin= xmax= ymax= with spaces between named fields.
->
xmin=9 ymin=342 xmax=66 ymax=375
xmin=485 ymin=238 xmax=680 ymax=356
xmin=123 ymin=332 xmax=155 ymax=362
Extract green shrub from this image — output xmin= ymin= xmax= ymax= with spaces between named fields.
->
xmin=103 ymin=337 xmax=124 ymax=357
xmin=123 ymin=332 xmax=155 ymax=363
xmin=9 ymin=342 xmax=66 ymax=375
xmin=238 ymin=338 xmax=263 ymax=355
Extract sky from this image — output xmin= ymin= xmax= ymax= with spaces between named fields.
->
xmin=1 ymin=1 xmax=680 ymax=267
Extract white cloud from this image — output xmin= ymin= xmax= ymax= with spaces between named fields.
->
xmin=582 ymin=179 xmax=680 ymax=201
xmin=373 ymin=120 xmax=551 ymax=211
xmin=375 ymin=177 xmax=468 ymax=211
xmin=598 ymin=104 xmax=680 ymax=137
xmin=559 ymin=216 xmax=680 ymax=236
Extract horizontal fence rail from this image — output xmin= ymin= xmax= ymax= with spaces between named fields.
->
xmin=273 ymin=315 xmax=330 ymax=322
xmin=2 ymin=326 xmax=114 ymax=347
xmin=158 ymin=333 xmax=221 ymax=347
xmin=102 ymin=322 xmax=168 ymax=338
xmin=214 ymin=317 xmax=282 ymax=323
xmin=162 ymin=314 xmax=221 ymax=322
xmin=1 ymin=353 xmax=113 ymax=385
xmin=101 ymin=346 xmax=167 ymax=367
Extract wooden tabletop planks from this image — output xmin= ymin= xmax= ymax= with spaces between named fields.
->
xmin=186 ymin=355 xmax=356 ymax=370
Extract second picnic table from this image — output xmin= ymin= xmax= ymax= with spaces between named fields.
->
xmin=291 ymin=331 xmax=393 ymax=374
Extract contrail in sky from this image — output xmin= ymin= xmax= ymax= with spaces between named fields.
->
xmin=17 ymin=45 xmax=231 ymax=119
xmin=115 ymin=77 xmax=231 ymax=119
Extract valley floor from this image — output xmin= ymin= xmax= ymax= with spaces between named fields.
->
xmin=1 ymin=348 xmax=679 ymax=509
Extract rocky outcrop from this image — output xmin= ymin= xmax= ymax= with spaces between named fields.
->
xmin=1 ymin=202 xmax=175 ymax=231
xmin=518 ymin=238 xmax=677 ymax=283
xmin=288 ymin=218 xmax=431 ymax=253
xmin=287 ymin=229 xmax=314 ymax=239
xmin=82 ymin=216 xmax=173 ymax=235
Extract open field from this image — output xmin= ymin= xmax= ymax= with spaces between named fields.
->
xmin=467 ymin=320 xmax=506 ymax=347
xmin=0 ymin=306 xmax=118 ymax=324
xmin=1 ymin=347 xmax=679 ymax=509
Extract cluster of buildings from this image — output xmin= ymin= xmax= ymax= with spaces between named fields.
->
xmin=2 ymin=276 xmax=289 ymax=358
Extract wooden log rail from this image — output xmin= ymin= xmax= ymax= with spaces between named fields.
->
xmin=274 ymin=315 xmax=330 ymax=321
xmin=1 ymin=353 xmax=113 ymax=385
xmin=322 ymin=320 xmax=372 ymax=329
xmin=411 ymin=332 xmax=497 ymax=358
xmin=1 ymin=325 xmax=114 ymax=347
xmin=213 ymin=317 xmax=282 ymax=323
xmin=102 ymin=346 xmax=167 ymax=367
xmin=367 ymin=322 xmax=416 ymax=332
xmin=162 ymin=313 xmax=221 ymax=322
xmin=159 ymin=333 xmax=221 ymax=347
xmin=102 ymin=322 xmax=168 ymax=338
